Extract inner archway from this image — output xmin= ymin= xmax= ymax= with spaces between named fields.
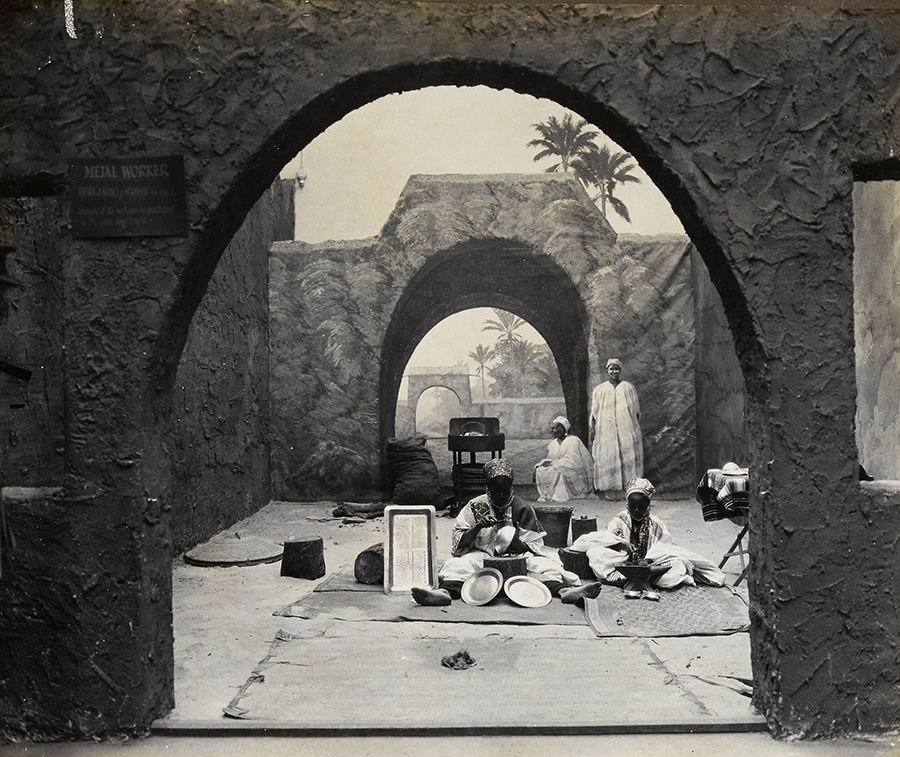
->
xmin=380 ymin=241 xmax=592 ymax=471
xmin=414 ymin=385 xmax=463 ymax=437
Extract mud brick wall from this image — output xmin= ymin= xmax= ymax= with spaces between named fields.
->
xmin=693 ymin=247 xmax=750 ymax=480
xmin=0 ymin=198 xmax=66 ymax=486
xmin=169 ymin=179 xmax=293 ymax=553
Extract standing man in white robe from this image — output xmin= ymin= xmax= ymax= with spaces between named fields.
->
xmin=589 ymin=358 xmax=643 ymax=498
xmin=534 ymin=416 xmax=594 ymax=501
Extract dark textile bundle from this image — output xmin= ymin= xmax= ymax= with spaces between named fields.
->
xmin=387 ymin=435 xmax=442 ymax=506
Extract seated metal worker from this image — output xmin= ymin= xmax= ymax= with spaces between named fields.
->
xmin=570 ymin=477 xmax=725 ymax=600
xmin=533 ymin=415 xmax=594 ymax=502
xmin=412 ymin=458 xmax=602 ymax=606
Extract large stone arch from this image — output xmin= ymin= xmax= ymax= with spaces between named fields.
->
xmin=380 ymin=235 xmax=593 ymax=448
xmin=407 ymin=372 xmax=473 ymax=419
xmin=1 ymin=2 xmax=898 ymax=740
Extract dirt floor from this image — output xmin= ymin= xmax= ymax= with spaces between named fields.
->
xmin=5 ymin=492 xmax=898 ymax=755
xmin=164 ymin=493 xmax=758 ymax=728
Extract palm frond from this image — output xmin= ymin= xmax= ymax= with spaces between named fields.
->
xmin=527 ymin=113 xmax=600 ymax=173
xmin=608 ymin=194 xmax=632 ymax=222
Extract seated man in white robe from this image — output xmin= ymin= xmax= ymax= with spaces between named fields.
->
xmin=534 ymin=416 xmax=594 ymax=502
xmin=570 ymin=477 xmax=725 ymax=600
xmin=412 ymin=458 xmax=602 ymax=606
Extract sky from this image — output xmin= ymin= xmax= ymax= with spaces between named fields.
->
xmin=279 ymin=85 xmax=685 ymax=379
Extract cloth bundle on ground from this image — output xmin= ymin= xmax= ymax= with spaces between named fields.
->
xmin=387 ymin=435 xmax=442 ymax=506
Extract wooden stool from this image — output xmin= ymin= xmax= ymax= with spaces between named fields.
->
xmin=281 ymin=537 xmax=326 ymax=579
xmin=558 ymin=547 xmax=593 ymax=579
xmin=484 ymin=555 xmax=527 ymax=582
xmin=718 ymin=514 xmax=749 ymax=586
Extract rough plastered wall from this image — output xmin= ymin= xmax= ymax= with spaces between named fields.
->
xmin=586 ymin=234 xmax=696 ymax=496
xmin=168 ymin=179 xmax=293 ymax=554
xmin=693 ymin=247 xmax=749 ymax=480
xmin=270 ymin=174 xmax=696 ymax=500
xmin=1 ymin=1 xmax=899 ymax=740
xmin=0 ymin=198 xmax=66 ymax=486
xmin=853 ymin=180 xmax=900 ymax=481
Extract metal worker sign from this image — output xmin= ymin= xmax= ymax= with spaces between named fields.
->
xmin=70 ymin=155 xmax=187 ymax=238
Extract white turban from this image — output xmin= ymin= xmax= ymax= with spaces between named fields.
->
xmin=625 ymin=477 xmax=656 ymax=500
xmin=552 ymin=416 xmax=570 ymax=432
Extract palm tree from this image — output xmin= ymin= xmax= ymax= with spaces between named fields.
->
xmin=481 ymin=309 xmax=528 ymax=394
xmin=527 ymin=114 xmax=599 ymax=174
xmin=481 ymin=309 xmax=526 ymax=347
xmin=468 ymin=343 xmax=495 ymax=399
xmin=572 ymin=144 xmax=642 ymax=222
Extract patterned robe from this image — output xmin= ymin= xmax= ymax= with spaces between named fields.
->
xmin=439 ymin=494 xmax=575 ymax=588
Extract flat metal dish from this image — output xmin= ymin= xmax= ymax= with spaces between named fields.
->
xmin=460 ymin=567 xmax=504 ymax=605
xmin=503 ymin=574 xmax=552 ymax=608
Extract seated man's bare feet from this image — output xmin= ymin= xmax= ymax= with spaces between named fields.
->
xmin=411 ymin=586 xmax=452 ymax=606
xmin=559 ymin=581 xmax=603 ymax=605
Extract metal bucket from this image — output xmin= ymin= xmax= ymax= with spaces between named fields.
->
xmin=571 ymin=516 xmax=598 ymax=542
xmin=534 ymin=505 xmax=573 ymax=548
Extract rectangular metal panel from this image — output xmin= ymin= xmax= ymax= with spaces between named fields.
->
xmin=383 ymin=505 xmax=437 ymax=593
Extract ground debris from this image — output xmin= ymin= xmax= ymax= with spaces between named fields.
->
xmin=441 ymin=649 xmax=477 ymax=670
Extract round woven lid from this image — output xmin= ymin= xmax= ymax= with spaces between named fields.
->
xmin=184 ymin=534 xmax=283 ymax=567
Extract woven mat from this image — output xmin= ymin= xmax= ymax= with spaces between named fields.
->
xmin=585 ymin=584 xmax=749 ymax=637
xmin=275 ymin=585 xmax=587 ymax=625
xmin=221 ymin=628 xmax=760 ymax=726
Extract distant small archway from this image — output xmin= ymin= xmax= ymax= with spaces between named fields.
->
xmin=413 ymin=385 xmax=464 ymax=437
xmin=407 ymin=368 xmax=473 ymax=416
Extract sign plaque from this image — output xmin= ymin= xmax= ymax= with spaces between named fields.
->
xmin=70 ymin=155 xmax=188 ymax=238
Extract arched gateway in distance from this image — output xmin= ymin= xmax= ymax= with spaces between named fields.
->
xmin=269 ymin=173 xmax=700 ymax=500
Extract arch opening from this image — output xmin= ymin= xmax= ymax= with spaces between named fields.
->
xmin=381 ymin=241 xmax=591 ymax=474
xmin=167 ymin=70 xmax=762 ymax=733
xmin=395 ymin=306 xmax=567 ymax=486
xmin=413 ymin=386 xmax=464 ymax=438
xmin=152 ymin=66 xmax=765 ymax=426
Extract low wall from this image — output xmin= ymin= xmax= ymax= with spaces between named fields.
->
xmin=472 ymin=397 xmax=567 ymax=439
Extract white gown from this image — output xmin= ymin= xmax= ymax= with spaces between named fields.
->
xmin=590 ymin=380 xmax=643 ymax=492
xmin=534 ymin=434 xmax=594 ymax=501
